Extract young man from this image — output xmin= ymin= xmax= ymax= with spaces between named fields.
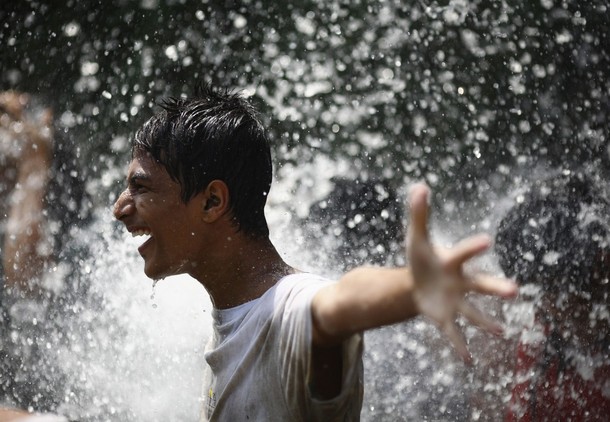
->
xmin=113 ymin=85 xmax=517 ymax=421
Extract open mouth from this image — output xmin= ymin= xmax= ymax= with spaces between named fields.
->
xmin=131 ymin=229 xmax=153 ymax=251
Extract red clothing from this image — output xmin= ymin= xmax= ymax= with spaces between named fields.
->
xmin=506 ymin=338 xmax=610 ymax=421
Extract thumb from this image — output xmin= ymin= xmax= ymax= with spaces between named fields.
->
xmin=40 ymin=108 xmax=54 ymax=126
xmin=408 ymin=182 xmax=431 ymax=243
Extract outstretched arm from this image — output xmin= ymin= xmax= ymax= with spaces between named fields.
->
xmin=311 ymin=183 xmax=517 ymax=361
xmin=1 ymin=92 xmax=53 ymax=294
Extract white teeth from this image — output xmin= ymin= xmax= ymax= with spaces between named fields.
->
xmin=131 ymin=230 xmax=152 ymax=237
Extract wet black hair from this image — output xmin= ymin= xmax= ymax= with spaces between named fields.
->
xmin=132 ymin=84 xmax=272 ymax=238
xmin=495 ymin=172 xmax=610 ymax=296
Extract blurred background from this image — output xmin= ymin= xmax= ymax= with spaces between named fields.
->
xmin=1 ymin=1 xmax=608 ymax=421
xmin=3 ymin=0 xmax=608 ymax=205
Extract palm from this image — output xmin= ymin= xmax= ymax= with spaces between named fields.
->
xmin=406 ymin=183 xmax=516 ymax=362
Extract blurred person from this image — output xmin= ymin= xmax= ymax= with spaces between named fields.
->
xmin=113 ymin=84 xmax=518 ymax=421
xmin=495 ymin=171 xmax=610 ymax=421
xmin=0 ymin=90 xmax=53 ymax=293
xmin=0 ymin=91 xmax=90 ymax=420
xmin=304 ymin=177 xmax=405 ymax=273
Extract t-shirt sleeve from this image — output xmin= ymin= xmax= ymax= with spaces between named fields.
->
xmin=274 ymin=274 xmax=364 ymax=421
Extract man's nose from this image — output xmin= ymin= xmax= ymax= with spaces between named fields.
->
xmin=113 ymin=189 xmax=134 ymax=220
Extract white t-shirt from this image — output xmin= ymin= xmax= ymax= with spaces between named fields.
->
xmin=200 ymin=273 xmax=364 ymax=421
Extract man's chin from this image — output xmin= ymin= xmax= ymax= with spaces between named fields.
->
xmin=143 ymin=262 xmax=183 ymax=281
xmin=143 ymin=264 xmax=168 ymax=281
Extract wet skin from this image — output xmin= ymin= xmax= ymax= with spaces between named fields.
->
xmin=113 ymin=152 xmax=208 ymax=280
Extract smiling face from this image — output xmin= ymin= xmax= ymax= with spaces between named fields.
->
xmin=113 ymin=152 xmax=207 ymax=280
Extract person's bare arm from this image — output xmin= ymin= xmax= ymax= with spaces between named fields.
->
xmin=0 ymin=406 xmax=68 ymax=422
xmin=311 ymin=183 xmax=518 ymax=361
xmin=1 ymin=95 xmax=53 ymax=294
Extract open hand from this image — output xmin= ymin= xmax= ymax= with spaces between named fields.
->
xmin=407 ymin=183 xmax=518 ymax=363
xmin=0 ymin=90 xmax=53 ymax=161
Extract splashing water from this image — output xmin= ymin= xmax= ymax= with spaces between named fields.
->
xmin=1 ymin=0 xmax=608 ymax=420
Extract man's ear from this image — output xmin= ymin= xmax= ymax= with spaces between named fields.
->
xmin=201 ymin=180 xmax=230 ymax=222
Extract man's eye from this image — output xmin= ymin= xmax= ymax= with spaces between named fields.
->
xmin=130 ymin=184 xmax=147 ymax=193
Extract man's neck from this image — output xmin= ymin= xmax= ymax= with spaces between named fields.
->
xmin=193 ymin=236 xmax=296 ymax=309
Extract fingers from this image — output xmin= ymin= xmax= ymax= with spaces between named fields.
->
xmin=444 ymin=234 xmax=491 ymax=268
xmin=407 ymin=182 xmax=430 ymax=243
xmin=442 ymin=302 xmax=502 ymax=364
xmin=441 ymin=321 xmax=472 ymax=365
xmin=40 ymin=108 xmax=54 ymax=126
xmin=0 ymin=91 xmax=28 ymax=119
xmin=469 ymin=274 xmax=518 ymax=298
xmin=458 ymin=301 xmax=504 ymax=336
xmin=405 ymin=181 xmax=516 ymax=365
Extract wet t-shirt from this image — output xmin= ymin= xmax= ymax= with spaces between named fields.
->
xmin=200 ymin=273 xmax=364 ymax=421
